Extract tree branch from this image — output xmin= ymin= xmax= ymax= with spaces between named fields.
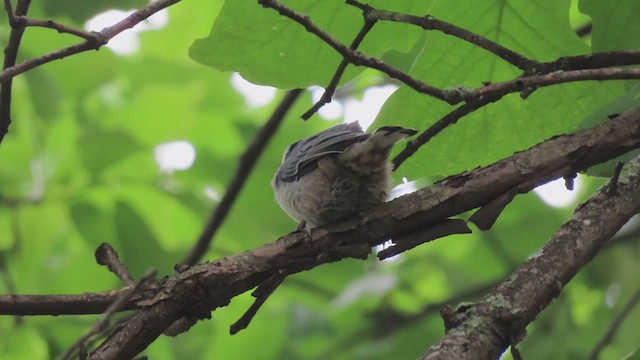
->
xmin=0 ymin=289 xmax=133 ymax=315
xmin=83 ymin=108 xmax=640 ymax=359
xmin=59 ymin=269 xmax=156 ymax=360
xmin=0 ymin=109 xmax=638 ymax=322
xmin=420 ymin=152 xmax=640 ymax=359
xmin=531 ymin=49 xmax=640 ymax=74
xmin=259 ymin=0 xmax=640 ymax=171
xmin=470 ymin=67 xmax=640 ymax=100
xmin=346 ymin=0 xmax=536 ymax=70
xmin=392 ymin=68 xmax=640 ymax=169
xmin=302 ymin=18 xmax=376 ymax=120
xmin=0 ymin=0 xmax=182 ymax=145
xmin=13 ymin=15 xmax=97 ymax=40
xmin=392 ymin=99 xmax=495 ymax=169
xmin=0 ymin=0 xmax=182 ymax=85
xmin=0 ymin=0 xmax=31 ymax=143
xmin=95 ymin=243 xmax=136 ymax=286
xmin=258 ymin=0 xmax=455 ymax=104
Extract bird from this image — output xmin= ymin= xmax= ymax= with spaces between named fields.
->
xmin=272 ymin=122 xmax=417 ymax=228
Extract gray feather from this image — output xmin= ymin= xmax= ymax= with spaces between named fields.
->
xmin=276 ymin=123 xmax=366 ymax=182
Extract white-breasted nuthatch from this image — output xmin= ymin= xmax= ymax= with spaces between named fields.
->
xmin=272 ymin=122 xmax=417 ymax=227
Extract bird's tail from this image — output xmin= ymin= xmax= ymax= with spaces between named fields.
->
xmin=339 ymin=126 xmax=417 ymax=165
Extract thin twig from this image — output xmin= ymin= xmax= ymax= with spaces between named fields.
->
xmin=392 ymin=98 xmax=497 ymax=169
xmin=182 ymin=89 xmax=303 ymax=265
xmin=230 ymin=271 xmax=286 ymax=334
xmin=481 ymin=232 xmax=519 ymax=271
xmin=302 ymin=18 xmax=376 ymax=119
xmin=0 ymin=0 xmax=181 ymax=145
xmin=14 ymin=16 xmax=98 ymax=40
xmin=57 ymin=269 xmax=156 ymax=360
xmin=0 ymin=289 xmax=134 ymax=315
xmin=3 ymin=0 xmax=14 ymax=22
xmin=471 ymin=67 xmax=640 ymax=100
xmin=606 ymin=161 xmax=625 ymax=195
xmin=377 ymin=219 xmax=471 ymax=259
xmin=95 ymin=243 xmax=136 ymax=286
xmin=346 ymin=0 xmax=536 ymax=70
xmin=392 ymin=67 xmax=640 ymax=170
xmin=532 ymin=50 xmax=640 ymax=74
xmin=258 ymin=0 xmax=455 ymax=104
xmin=0 ymin=0 xmax=182 ymax=85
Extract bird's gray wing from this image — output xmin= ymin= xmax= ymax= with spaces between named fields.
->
xmin=277 ymin=123 xmax=366 ymax=181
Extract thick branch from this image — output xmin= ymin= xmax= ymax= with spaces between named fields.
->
xmin=1 ymin=109 xmax=638 ymax=319
xmin=420 ymin=155 xmax=640 ymax=360
xmin=84 ymin=108 xmax=640 ymax=359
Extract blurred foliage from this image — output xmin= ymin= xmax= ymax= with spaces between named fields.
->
xmin=0 ymin=0 xmax=639 ymax=359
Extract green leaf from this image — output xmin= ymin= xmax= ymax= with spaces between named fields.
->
xmin=0 ymin=208 xmax=14 ymax=250
xmin=70 ymin=197 xmax=117 ymax=249
xmin=377 ymin=0 xmax=626 ymax=179
xmin=190 ymin=0 xmax=435 ymax=88
xmin=43 ymin=0 xmax=149 ymax=24
xmin=0 ymin=326 xmax=48 ymax=360
xmin=78 ymin=127 xmax=143 ymax=177
xmin=579 ymin=0 xmax=640 ymax=51
xmin=577 ymin=85 xmax=640 ymax=177
xmin=22 ymin=70 xmax=62 ymax=122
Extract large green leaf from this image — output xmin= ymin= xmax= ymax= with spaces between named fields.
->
xmin=190 ymin=0 xmax=436 ymax=88
xmin=377 ymin=0 xmax=626 ymax=178
xmin=580 ymin=0 xmax=640 ymax=51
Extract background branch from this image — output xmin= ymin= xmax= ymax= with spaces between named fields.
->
xmin=182 ymin=89 xmax=303 ymax=266
xmin=588 ymin=284 xmax=640 ymax=360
